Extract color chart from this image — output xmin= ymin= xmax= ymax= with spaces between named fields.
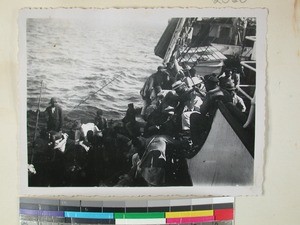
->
xmin=20 ymin=197 xmax=234 ymax=224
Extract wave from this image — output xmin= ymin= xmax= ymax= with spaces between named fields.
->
xmin=26 ymin=18 xmax=163 ymax=121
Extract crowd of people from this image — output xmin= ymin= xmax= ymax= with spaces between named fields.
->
xmin=28 ymin=58 xmax=248 ymax=187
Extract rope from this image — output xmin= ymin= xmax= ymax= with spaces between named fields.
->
xmin=67 ymin=76 xmax=118 ymax=116
xmin=179 ymin=18 xmax=231 ymax=65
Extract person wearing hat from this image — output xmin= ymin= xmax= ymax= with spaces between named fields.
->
xmin=189 ymin=74 xmax=233 ymax=149
xmin=45 ymin=97 xmax=63 ymax=133
xmin=180 ymin=77 xmax=204 ymax=131
xmin=181 ymin=93 xmax=203 ymax=131
xmin=220 ymin=77 xmax=246 ymax=112
xmin=94 ymin=109 xmax=108 ymax=131
xmin=170 ymin=80 xmax=202 ymax=135
xmin=199 ymin=74 xmax=232 ymax=116
xmin=190 ymin=76 xmax=206 ymax=98
xmin=44 ymin=97 xmax=64 ymax=151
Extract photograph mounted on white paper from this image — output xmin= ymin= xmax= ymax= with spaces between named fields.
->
xmin=19 ymin=8 xmax=266 ymax=196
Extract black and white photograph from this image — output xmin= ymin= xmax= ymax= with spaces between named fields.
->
xmin=19 ymin=9 xmax=266 ymax=195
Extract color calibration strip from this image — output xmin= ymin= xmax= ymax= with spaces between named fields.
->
xmin=20 ymin=197 xmax=234 ymax=224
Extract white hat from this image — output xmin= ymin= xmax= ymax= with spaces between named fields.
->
xmin=191 ymin=77 xmax=202 ymax=86
xmin=172 ymin=81 xmax=185 ymax=90
xmin=163 ymin=106 xmax=175 ymax=115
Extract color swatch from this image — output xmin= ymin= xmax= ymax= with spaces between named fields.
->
xmin=19 ymin=197 xmax=234 ymax=224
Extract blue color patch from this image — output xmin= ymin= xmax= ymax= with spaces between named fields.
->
xmin=64 ymin=211 xmax=114 ymax=219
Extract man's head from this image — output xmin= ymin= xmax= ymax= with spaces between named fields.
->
xmin=154 ymin=85 xmax=162 ymax=95
xmin=172 ymin=80 xmax=186 ymax=94
xmin=219 ymin=77 xmax=236 ymax=91
xmin=157 ymin=66 xmax=165 ymax=72
xmin=72 ymin=120 xmax=82 ymax=131
xmin=49 ymin=97 xmax=58 ymax=106
xmin=224 ymin=69 xmax=232 ymax=78
xmin=166 ymin=62 xmax=174 ymax=69
xmin=204 ymin=74 xmax=219 ymax=91
xmin=191 ymin=77 xmax=202 ymax=88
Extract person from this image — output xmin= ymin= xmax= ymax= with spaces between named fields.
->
xmin=140 ymin=66 xmax=166 ymax=117
xmin=181 ymin=79 xmax=203 ymax=131
xmin=175 ymin=70 xmax=185 ymax=81
xmin=189 ymin=75 xmax=232 ymax=149
xmin=189 ymin=68 xmax=197 ymax=78
xmin=219 ymin=76 xmax=246 ymax=112
xmin=171 ymin=80 xmax=197 ymax=133
xmin=160 ymin=70 xmax=174 ymax=90
xmin=94 ymin=109 xmax=108 ymax=131
xmin=199 ymin=75 xmax=232 ymax=116
xmin=71 ymin=120 xmax=101 ymax=152
xmin=131 ymin=135 xmax=187 ymax=186
xmin=231 ymin=67 xmax=241 ymax=87
xmin=143 ymin=86 xmax=162 ymax=120
xmin=122 ymin=103 xmax=140 ymax=138
xmin=45 ymin=97 xmax=63 ymax=132
xmin=144 ymin=105 xmax=177 ymax=138
xmin=166 ymin=61 xmax=177 ymax=79
xmin=45 ymin=97 xmax=64 ymax=148
xmin=180 ymin=62 xmax=191 ymax=77
xmin=190 ymin=76 xmax=206 ymax=98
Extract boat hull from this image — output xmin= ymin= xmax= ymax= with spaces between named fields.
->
xmin=187 ymin=109 xmax=254 ymax=186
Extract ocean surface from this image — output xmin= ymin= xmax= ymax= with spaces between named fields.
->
xmin=27 ymin=17 xmax=165 ymax=125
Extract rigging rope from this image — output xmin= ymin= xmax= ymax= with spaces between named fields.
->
xmin=178 ymin=18 xmax=231 ymax=65
xmin=67 ymin=75 xmax=118 ymax=116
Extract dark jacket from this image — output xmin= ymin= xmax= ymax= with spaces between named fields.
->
xmin=200 ymin=87 xmax=232 ymax=116
xmin=45 ymin=105 xmax=63 ymax=132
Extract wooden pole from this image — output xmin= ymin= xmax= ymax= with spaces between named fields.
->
xmin=163 ymin=18 xmax=186 ymax=64
xmin=31 ymin=80 xmax=43 ymax=164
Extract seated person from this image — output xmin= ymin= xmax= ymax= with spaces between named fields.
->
xmin=131 ymin=135 xmax=187 ymax=186
xmin=122 ymin=103 xmax=140 ymax=138
xmin=181 ymin=90 xmax=203 ymax=131
xmin=144 ymin=105 xmax=176 ymax=137
xmin=144 ymin=86 xmax=164 ymax=120
xmin=71 ymin=120 xmax=101 ymax=152
xmin=94 ymin=109 xmax=108 ymax=131
xmin=219 ymin=77 xmax=246 ymax=112
xmin=190 ymin=75 xmax=233 ymax=149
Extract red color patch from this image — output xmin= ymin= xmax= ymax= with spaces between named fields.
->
xmin=214 ymin=209 xmax=234 ymax=221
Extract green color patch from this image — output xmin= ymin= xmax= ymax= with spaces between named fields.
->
xmin=114 ymin=212 xmax=165 ymax=219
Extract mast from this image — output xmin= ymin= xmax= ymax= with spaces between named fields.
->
xmin=163 ymin=18 xmax=186 ymax=64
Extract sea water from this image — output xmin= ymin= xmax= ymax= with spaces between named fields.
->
xmin=26 ymin=17 xmax=165 ymax=123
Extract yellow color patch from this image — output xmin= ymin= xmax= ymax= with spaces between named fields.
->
xmin=165 ymin=210 xmax=214 ymax=218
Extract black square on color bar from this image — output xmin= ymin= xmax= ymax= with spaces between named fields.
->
xmin=170 ymin=205 xmax=192 ymax=212
xmin=192 ymin=204 xmax=213 ymax=211
xmin=148 ymin=206 xmax=170 ymax=212
xmin=213 ymin=203 xmax=234 ymax=209
xmin=102 ymin=207 xmax=125 ymax=213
